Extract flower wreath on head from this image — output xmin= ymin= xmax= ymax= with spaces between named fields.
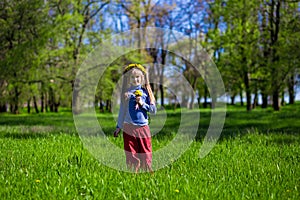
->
xmin=123 ymin=63 xmax=147 ymax=74
xmin=121 ymin=63 xmax=156 ymax=104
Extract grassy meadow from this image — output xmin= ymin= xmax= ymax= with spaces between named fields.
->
xmin=0 ymin=104 xmax=299 ymax=199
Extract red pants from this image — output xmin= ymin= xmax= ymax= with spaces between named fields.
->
xmin=123 ymin=123 xmax=152 ymax=172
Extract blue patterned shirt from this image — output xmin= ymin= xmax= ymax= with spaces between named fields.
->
xmin=116 ymin=85 xmax=156 ymax=129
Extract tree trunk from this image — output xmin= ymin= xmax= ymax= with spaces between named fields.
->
xmin=288 ymin=74 xmax=295 ymax=104
xmin=270 ymin=0 xmax=281 ymax=111
xmin=0 ymin=103 xmax=6 ymax=112
xmin=33 ymin=96 xmax=39 ymax=113
xmin=244 ymin=72 xmax=252 ymax=111
xmin=27 ymin=98 xmax=31 ymax=114
xmin=72 ymin=88 xmax=80 ymax=113
xmin=41 ymin=92 xmax=44 ymax=113
xmin=190 ymin=77 xmax=197 ymax=109
xmin=230 ymin=95 xmax=235 ymax=105
xmin=72 ymin=79 xmax=81 ymax=114
xmin=45 ymin=92 xmax=48 ymax=112
xmin=49 ymin=87 xmax=54 ymax=112
xmin=54 ymin=101 xmax=60 ymax=112
xmin=190 ymin=91 xmax=195 ymax=109
xmin=49 ymin=87 xmax=60 ymax=112
xmin=99 ymin=99 xmax=104 ymax=113
xmin=197 ymin=96 xmax=201 ymax=108
xmin=12 ymin=86 xmax=20 ymax=114
xmin=159 ymin=84 xmax=164 ymax=108
xmin=160 ymin=50 xmax=166 ymax=107
xmin=203 ymin=86 xmax=208 ymax=108
xmin=261 ymin=91 xmax=268 ymax=108
xmin=106 ymin=99 xmax=112 ymax=112
xmin=272 ymin=89 xmax=280 ymax=111
xmin=252 ymin=91 xmax=258 ymax=109
xmin=239 ymin=88 xmax=244 ymax=106
xmin=182 ymin=97 xmax=189 ymax=108
xmin=281 ymin=92 xmax=285 ymax=106
xmin=211 ymin=95 xmax=216 ymax=109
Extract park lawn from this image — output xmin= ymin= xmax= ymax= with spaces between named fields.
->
xmin=0 ymin=104 xmax=299 ymax=199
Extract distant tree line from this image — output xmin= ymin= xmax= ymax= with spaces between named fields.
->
xmin=0 ymin=0 xmax=299 ymax=114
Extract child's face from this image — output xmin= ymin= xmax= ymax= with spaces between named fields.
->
xmin=129 ymin=69 xmax=144 ymax=86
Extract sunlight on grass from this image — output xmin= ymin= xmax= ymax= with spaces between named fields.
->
xmin=0 ymin=104 xmax=299 ymax=199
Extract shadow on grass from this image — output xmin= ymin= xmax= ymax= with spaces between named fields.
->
xmin=148 ymin=103 xmax=300 ymax=143
xmin=0 ymin=114 xmax=75 ymax=127
xmin=0 ymin=113 xmax=77 ymax=139
xmin=1 ymin=103 xmax=299 ymax=142
xmin=195 ymin=104 xmax=300 ymax=144
xmin=0 ymin=126 xmax=78 ymax=139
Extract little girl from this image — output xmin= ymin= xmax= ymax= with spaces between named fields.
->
xmin=113 ymin=64 xmax=156 ymax=173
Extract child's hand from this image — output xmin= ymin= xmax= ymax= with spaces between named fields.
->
xmin=136 ymin=96 xmax=144 ymax=106
xmin=113 ymin=128 xmax=121 ymax=137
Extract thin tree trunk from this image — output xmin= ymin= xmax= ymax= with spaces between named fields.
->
xmin=33 ymin=96 xmax=39 ymax=113
xmin=27 ymin=98 xmax=31 ymax=114
xmin=159 ymin=84 xmax=164 ymax=108
xmin=41 ymin=92 xmax=44 ymax=113
xmin=99 ymin=98 xmax=104 ymax=113
xmin=252 ymin=91 xmax=258 ymax=109
xmin=203 ymin=86 xmax=208 ymax=108
xmin=54 ymin=102 xmax=60 ymax=112
xmin=281 ymin=91 xmax=285 ymax=106
xmin=230 ymin=95 xmax=235 ymax=105
xmin=49 ymin=87 xmax=54 ymax=112
xmin=197 ymin=96 xmax=201 ymax=108
xmin=106 ymin=99 xmax=112 ymax=112
xmin=288 ymin=74 xmax=295 ymax=104
xmin=190 ymin=77 xmax=198 ymax=109
xmin=273 ymin=89 xmax=280 ymax=111
xmin=45 ymin=92 xmax=48 ymax=112
xmin=270 ymin=0 xmax=281 ymax=111
xmin=239 ymin=88 xmax=244 ymax=106
xmin=160 ymin=50 xmax=167 ymax=107
xmin=12 ymin=86 xmax=20 ymax=114
xmin=244 ymin=71 xmax=252 ymax=111
xmin=261 ymin=91 xmax=268 ymax=108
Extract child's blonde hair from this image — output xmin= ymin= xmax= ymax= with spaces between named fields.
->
xmin=130 ymin=68 xmax=145 ymax=85
xmin=122 ymin=64 xmax=155 ymax=104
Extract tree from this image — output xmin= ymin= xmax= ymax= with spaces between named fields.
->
xmin=47 ymin=0 xmax=109 ymax=113
xmin=0 ymin=0 xmax=50 ymax=113
xmin=259 ymin=0 xmax=300 ymax=110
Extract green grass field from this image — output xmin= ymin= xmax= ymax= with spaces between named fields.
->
xmin=0 ymin=104 xmax=299 ymax=199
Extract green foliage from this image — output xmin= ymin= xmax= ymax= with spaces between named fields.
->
xmin=0 ymin=0 xmax=299 ymax=113
xmin=208 ymin=0 xmax=300 ymax=110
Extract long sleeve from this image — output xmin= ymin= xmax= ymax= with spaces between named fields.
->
xmin=141 ymin=89 xmax=156 ymax=114
xmin=141 ymin=102 xmax=156 ymax=114
xmin=117 ymin=85 xmax=155 ymax=128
